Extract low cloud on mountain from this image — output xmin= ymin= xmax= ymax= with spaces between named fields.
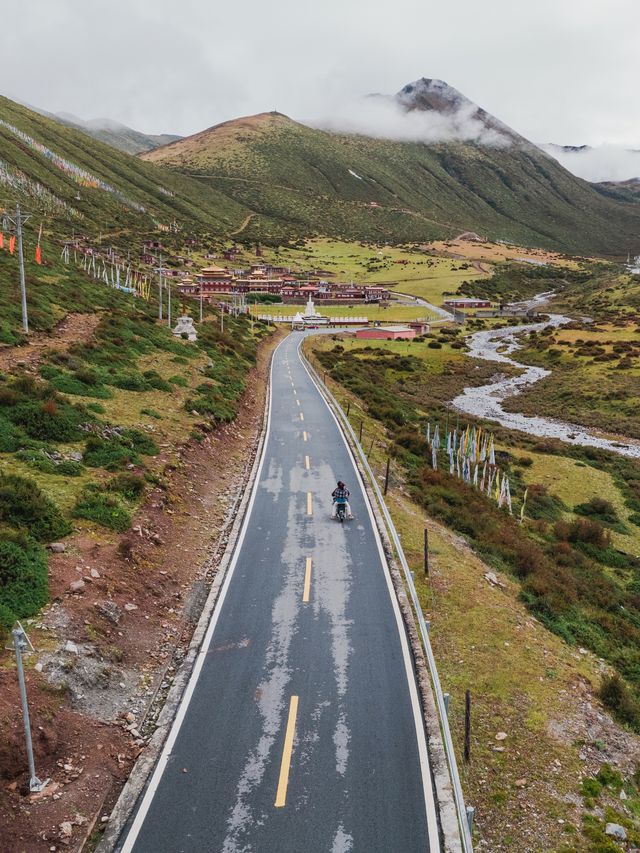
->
xmin=307 ymin=79 xmax=513 ymax=147
xmin=540 ymin=144 xmax=640 ymax=183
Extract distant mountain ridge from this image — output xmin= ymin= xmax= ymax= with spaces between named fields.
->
xmin=141 ymin=80 xmax=640 ymax=257
xmin=51 ymin=112 xmax=182 ymax=155
xmin=540 ymin=142 xmax=640 ymax=184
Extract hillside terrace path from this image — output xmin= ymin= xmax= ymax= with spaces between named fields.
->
xmin=115 ymin=332 xmax=441 ymax=853
xmin=0 ymin=312 xmax=100 ymax=371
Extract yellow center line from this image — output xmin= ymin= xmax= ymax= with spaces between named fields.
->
xmin=304 ymin=455 xmax=310 ymax=470
xmin=299 ymin=412 xmax=304 ymax=422
xmin=303 ymin=431 xmax=308 ymax=442
xmin=296 ymin=399 xmax=300 ymax=406
xmin=302 ymin=558 xmax=312 ymax=603
xmin=274 ymin=695 xmax=299 ymax=808
xmin=306 ymin=492 xmax=312 ymax=515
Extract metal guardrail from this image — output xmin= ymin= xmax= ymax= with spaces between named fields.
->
xmin=302 ymin=350 xmax=474 ymax=852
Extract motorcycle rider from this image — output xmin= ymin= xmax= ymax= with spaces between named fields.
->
xmin=331 ymin=480 xmax=353 ymax=519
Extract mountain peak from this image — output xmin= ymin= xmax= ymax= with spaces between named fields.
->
xmin=395 ymin=77 xmax=522 ymax=143
xmin=396 ymin=78 xmax=469 ymax=113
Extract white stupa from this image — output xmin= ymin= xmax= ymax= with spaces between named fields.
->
xmin=296 ymin=296 xmax=329 ymax=326
xmin=173 ymin=314 xmax=197 ymax=341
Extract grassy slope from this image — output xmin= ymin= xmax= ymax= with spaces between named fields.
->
xmin=501 ymin=272 xmax=640 ymax=439
xmin=0 ymin=96 xmax=250 ymax=235
xmin=143 ymin=112 xmax=640 ymax=256
xmin=311 ymin=347 xmax=640 ymax=852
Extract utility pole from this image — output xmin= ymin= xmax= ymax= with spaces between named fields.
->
xmin=158 ymin=252 xmax=163 ymax=321
xmin=167 ymin=283 xmax=172 ymax=328
xmin=7 ymin=204 xmax=31 ymax=334
xmin=199 ymin=281 xmax=203 ymax=323
xmin=10 ymin=623 xmax=48 ymax=792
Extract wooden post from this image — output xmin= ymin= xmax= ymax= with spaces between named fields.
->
xmin=464 ymin=690 xmax=471 ymax=763
xmin=424 ymin=528 xmax=429 ymax=576
xmin=384 ymin=457 xmax=390 ymax=495
xmin=368 ymin=438 xmax=375 ymax=456
xmin=346 ymin=401 xmax=351 ymax=418
xmin=358 ymin=420 xmax=364 ymax=442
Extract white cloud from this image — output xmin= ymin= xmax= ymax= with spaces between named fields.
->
xmin=540 ymin=144 xmax=640 ymax=182
xmin=306 ymin=94 xmax=511 ymax=146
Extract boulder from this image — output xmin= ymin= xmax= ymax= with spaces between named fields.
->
xmin=49 ymin=543 xmax=66 ymax=553
xmin=605 ymin=823 xmax=627 ymax=841
xmin=94 ymin=600 xmax=122 ymax=625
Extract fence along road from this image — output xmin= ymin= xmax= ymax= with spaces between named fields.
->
xmin=116 ymin=332 xmax=442 ymax=853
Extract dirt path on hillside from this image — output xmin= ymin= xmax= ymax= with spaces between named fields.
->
xmin=0 ymin=313 xmax=101 ymax=372
xmin=229 ymin=212 xmax=258 ymax=237
xmin=0 ymin=330 xmax=284 ymax=853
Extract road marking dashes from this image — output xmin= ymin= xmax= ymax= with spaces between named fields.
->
xmin=306 ymin=492 xmax=312 ymax=515
xmin=302 ymin=431 xmax=308 ymax=442
xmin=303 ymin=558 xmax=312 ymax=603
xmin=274 ymin=695 xmax=299 ymax=808
xmin=299 ymin=412 xmax=304 ymax=422
xmin=304 ymin=455 xmax=310 ymax=470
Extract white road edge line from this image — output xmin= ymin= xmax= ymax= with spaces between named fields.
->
xmin=118 ymin=335 xmax=288 ymax=853
xmin=297 ymin=337 xmax=441 ymax=853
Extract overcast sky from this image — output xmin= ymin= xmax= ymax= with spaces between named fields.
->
xmin=1 ymin=0 xmax=638 ymax=147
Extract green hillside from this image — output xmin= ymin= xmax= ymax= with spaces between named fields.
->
xmin=143 ymin=112 xmax=640 ymax=256
xmin=0 ymin=96 xmax=251 ymax=236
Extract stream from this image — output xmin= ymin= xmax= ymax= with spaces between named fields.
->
xmin=451 ymin=301 xmax=640 ymax=460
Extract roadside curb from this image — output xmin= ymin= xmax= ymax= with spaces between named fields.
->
xmin=94 ymin=342 xmax=276 ymax=853
xmin=301 ymin=345 xmax=465 ymax=853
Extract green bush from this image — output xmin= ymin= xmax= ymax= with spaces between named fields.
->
xmin=575 ymin=497 xmax=620 ymax=527
xmin=72 ymin=488 xmax=132 ymax=532
xmin=0 ymin=473 xmax=71 ymax=541
xmin=57 ymin=460 xmax=84 ymax=477
xmin=39 ymin=365 xmax=111 ymax=399
xmin=83 ymin=436 xmax=136 ymax=470
xmin=169 ymin=374 xmax=188 ymax=387
xmin=107 ymin=472 xmax=145 ymax=501
xmin=9 ymin=399 xmax=86 ymax=441
xmin=123 ymin=429 xmax=159 ymax=456
xmin=580 ymin=777 xmax=602 ymax=798
xmin=0 ymin=415 xmax=23 ymax=452
xmin=0 ymin=533 xmax=48 ymax=633
xmin=599 ymin=674 xmax=640 ymax=730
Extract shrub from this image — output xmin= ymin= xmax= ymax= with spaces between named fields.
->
xmin=427 ymin=341 xmax=442 ymax=349
xmin=169 ymin=374 xmax=188 ymax=387
xmin=599 ymin=674 xmax=640 ymax=730
xmin=0 ymin=473 xmax=71 ymax=541
xmin=107 ymin=472 xmax=145 ymax=501
xmin=9 ymin=399 xmax=86 ymax=441
xmin=72 ymin=488 xmax=132 ymax=532
xmin=111 ymin=372 xmax=148 ymax=391
xmin=566 ymin=518 xmax=611 ymax=549
xmin=0 ymin=533 xmax=48 ymax=635
xmin=580 ymin=777 xmax=602 ymax=799
xmin=0 ymin=415 xmax=24 ymax=452
xmin=83 ymin=436 xmax=136 ymax=470
xmin=575 ymin=497 xmax=620 ymax=526
xmin=57 ymin=460 xmax=84 ymax=477
xmin=123 ymin=429 xmax=159 ymax=456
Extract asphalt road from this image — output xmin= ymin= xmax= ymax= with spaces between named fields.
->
xmin=117 ymin=333 xmax=440 ymax=853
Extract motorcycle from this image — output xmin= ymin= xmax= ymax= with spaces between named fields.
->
xmin=334 ymin=497 xmax=348 ymax=523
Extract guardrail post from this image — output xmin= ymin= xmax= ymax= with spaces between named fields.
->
xmin=368 ymin=438 xmax=375 ymax=457
xmin=464 ymin=689 xmax=471 ymax=763
xmin=346 ymin=401 xmax=351 ymax=418
xmin=384 ymin=457 xmax=390 ymax=495
xmin=466 ymin=806 xmax=475 ymax=835
xmin=358 ymin=420 xmax=363 ymax=442
xmin=443 ymin=692 xmax=450 ymax=715
xmin=424 ymin=528 xmax=429 ymax=576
